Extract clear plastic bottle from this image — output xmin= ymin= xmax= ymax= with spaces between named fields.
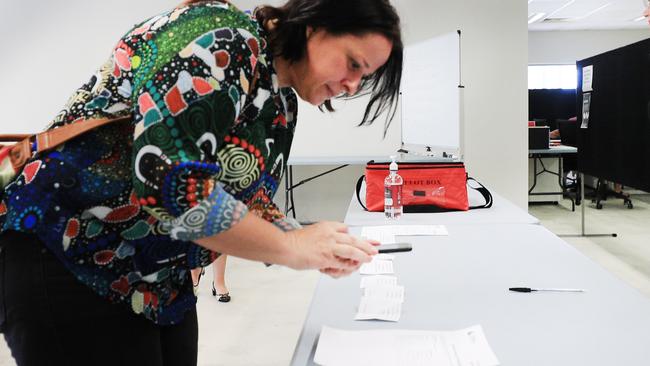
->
xmin=384 ymin=155 xmax=403 ymax=219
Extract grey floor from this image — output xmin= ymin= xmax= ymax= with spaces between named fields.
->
xmin=1 ymin=194 xmax=649 ymax=366
xmin=529 ymin=193 xmax=650 ymax=298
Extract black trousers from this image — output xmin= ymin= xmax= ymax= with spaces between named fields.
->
xmin=0 ymin=231 xmax=198 ymax=366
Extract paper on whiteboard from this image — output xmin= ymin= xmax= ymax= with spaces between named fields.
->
xmin=581 ymin=93 xmax=591 ymax=129
xmin=582 ymin=65 xmax=593 ymax=92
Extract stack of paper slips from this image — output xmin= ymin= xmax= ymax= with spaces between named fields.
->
xmin=356 ymin=254 xmax=403 ymax=322
xmin=359 ymin=253 xmax=395 ymax=275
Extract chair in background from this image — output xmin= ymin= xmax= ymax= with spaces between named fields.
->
xmin=556 ymin=119 xmax=580 ymax=205
xmin=556 ymin=119 xmax=633 ymax=210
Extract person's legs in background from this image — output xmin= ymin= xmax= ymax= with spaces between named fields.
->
xmin=190 ymin=267 xmax=205 ymax=293
xmin=211 ymin=255 xmax=230 ymax=302
xmin=613 ymin=183 xmax=629 ymax=198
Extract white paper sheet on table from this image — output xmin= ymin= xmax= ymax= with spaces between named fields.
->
xmin=361 ymin=224 xmax=448 ymax=243
xmin=354 ymin=297 xmax=402 ymax=322
xmin=314 ymin=325 xmax=500 ymax=366
xmin=373 ymin=253 xmax=395 ymax=261
xmin=360 ymin=229 xmax=396 ymax=244
xmin=363 ymin=285 xmax=405 ymax=303
xmin=359 ymin=259 xmax=394 ymax=275
xmin=360 ymin=275 xmax=398 ymax=288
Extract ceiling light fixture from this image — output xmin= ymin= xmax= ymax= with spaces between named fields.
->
xmin=547 ymin=0 xmax=576 ymax=18
xmin=528 ymin=12 xmax=546 ymax=24
xmin=576 ymin=3 xmax=611 ymax=20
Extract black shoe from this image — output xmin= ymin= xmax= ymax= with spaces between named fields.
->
xmin=211 ymin=282 xmax=231 ymax=302
xmin=193 ymin=267 xmax=205 ymax=288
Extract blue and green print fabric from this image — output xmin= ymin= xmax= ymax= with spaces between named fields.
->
xmin=0 ymin=0 xmax=300 ymax=324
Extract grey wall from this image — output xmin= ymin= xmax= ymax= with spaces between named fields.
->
xmin=529 ymin=29 xmax=649 ymax=64
xmin=0 ymin=0 xmax=179 ymax=133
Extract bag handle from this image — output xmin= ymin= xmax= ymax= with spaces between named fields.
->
xmin=467 ymin=177 xmax=493 ymax=209
xmin=1 ymin=115 xmax=131 ymax=172
xmin=355 ymin=175 xmax=368 ymax=211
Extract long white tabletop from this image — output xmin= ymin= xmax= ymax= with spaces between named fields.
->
xmin=345 ymin=189 xmax=540 ymax=226
xmin=287 ymin=154 xmax=456 ymax=166
xmin=291 ymin=201 xmax=650 ymax=365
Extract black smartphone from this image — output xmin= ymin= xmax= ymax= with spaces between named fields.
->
xmin=377 ymin=242 xmax=412 ymax=253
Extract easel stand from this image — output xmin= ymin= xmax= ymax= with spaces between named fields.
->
xmin=284 ymin=164 xmax=349 ymax=219
xmin=559 ymin=172 xmax=617 ymax=238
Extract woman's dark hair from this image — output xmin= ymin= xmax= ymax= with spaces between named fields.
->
xmin=255 ymin=0 xmax=403 ymax=136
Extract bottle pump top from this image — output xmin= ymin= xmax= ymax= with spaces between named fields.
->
xmin=389 ymin=155 xmax=398 ymax=172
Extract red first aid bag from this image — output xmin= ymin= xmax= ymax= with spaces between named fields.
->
xmin=355 ymin=161 xmax=492 ymax=213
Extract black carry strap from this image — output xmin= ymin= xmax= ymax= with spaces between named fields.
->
xmin=355 ymin=175 xmax=368 ymax=211
xmin=467 ymin=177 xmax=493 ymax=210
xmin=355 ymin=175 xmax=493 ymax=213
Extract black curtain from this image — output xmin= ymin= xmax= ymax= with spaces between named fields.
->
xmin=576 ymin=38 xmax=650 ymax=191
xmin=528 ymin=89 xmax=577 ymax=131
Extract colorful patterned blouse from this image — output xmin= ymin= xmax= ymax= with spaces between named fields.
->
xmin=0 ymin=1 xmax=301 ymax=325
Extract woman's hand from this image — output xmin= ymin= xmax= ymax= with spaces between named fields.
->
xmin=195 ymin=215 xmax=378 ymax=277
xmin=284 ymin=221 xmax=378 ymax=275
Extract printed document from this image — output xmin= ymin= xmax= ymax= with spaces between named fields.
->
xmin=359 ymin=259 xmax=394 ymax=275
xmin=354 ymin=297 xmax=402 ymax=322
xmin=361 ymin=224 xmax=448 ymax=243
xmin=374 ymin=253 xmax=395 ymax=261
xmin=314 ymin=325 xmax=500 ymax=366
xmin=360 ymin=275 xmax=398 ymax=288
xmin=363 ymin=285 xmax=405 ymax=303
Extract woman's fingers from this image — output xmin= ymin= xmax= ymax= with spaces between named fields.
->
xmin=332 ymin=232 xmax=352 ymax=244
xmin=320 ymin=268 xmax=343 ymax=278
xmin=320 ymin=265 xmax=358 ymax=278
xmin=354 ymin=237 xmax=379 ymax=255
xmin=333 ymin=233 xmax=378 ymax=256
xmin=332 ymin=243 xmax=373 ymax=264
xmin=321 ymin=221 xmax=348 ymax=233
xmin=292 ymin=221 xmax=376 ymax=277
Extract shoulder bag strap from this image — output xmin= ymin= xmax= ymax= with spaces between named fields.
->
xmin=2 ymin=115 xmax=131 ymax=171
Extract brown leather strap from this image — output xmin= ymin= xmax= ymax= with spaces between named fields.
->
xmin=0 ymin=135 xmax=30 ymax=142
xmin=33 ymin=115 xmax=131 ymax=154
xmin=9 ymin=139 xmax=32 ymax=170
xmin=1 ymin=115 xmax=131 ymax=171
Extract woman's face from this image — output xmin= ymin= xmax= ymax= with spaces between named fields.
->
xmin=644 ymin=5 xmax=650 ymax=26
xmin=288 ymin=30 xmax=392 ymax=106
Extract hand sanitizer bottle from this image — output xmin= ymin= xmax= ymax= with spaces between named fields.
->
xmin=384 ymin=155 xmax=403 ymax=219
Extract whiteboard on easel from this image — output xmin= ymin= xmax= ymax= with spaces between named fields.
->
xmin=401 ymin=31 xmax=461 ymax=154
